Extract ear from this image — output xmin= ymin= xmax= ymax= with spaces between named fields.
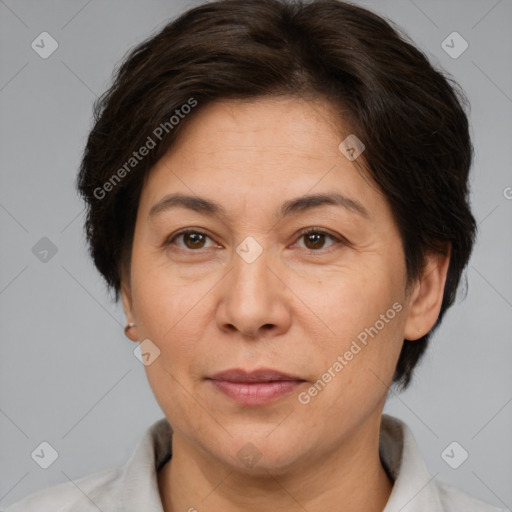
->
xmin=403 ymin=244 xmax=451 ymax=341
xmin=120 ymin=276 xmax=139 ymax=342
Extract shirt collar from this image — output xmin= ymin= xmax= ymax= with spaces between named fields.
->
xmin=118 ymin=416 xmax=172 ymax=511
xmin=380 ymin=413 xmax=444 ymax=511
xmin=119 ymin=414 xmax=443 ymax=511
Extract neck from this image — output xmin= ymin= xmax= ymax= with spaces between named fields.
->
xmin=158 ymin=414 xmax=393 ymax=512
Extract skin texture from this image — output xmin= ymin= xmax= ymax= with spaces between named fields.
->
xmin=121 ymin=97 xmax=450 ymax=512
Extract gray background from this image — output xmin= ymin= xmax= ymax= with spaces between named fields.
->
xmin=0 ymin=0 xmax=511 ymax=508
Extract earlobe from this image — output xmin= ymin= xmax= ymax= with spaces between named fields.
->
xmin=403 ymin=245 xmax=451 ymax=341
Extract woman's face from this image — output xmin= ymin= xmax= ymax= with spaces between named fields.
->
xmin=122 ymin=97 xmax=435 ymax=474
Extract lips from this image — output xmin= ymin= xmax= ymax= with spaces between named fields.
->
xmin=206 ymin=368 xmax=306 ymax=405
xmin=207 ymin=368 xmax=305 ymax=383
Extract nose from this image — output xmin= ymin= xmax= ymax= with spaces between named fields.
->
xmin=216 ymin=244 xmax=292 ymax=339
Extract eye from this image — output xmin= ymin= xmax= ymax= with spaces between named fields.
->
xmin=165 ymin=229 xmax=217 ymax=250
xmin=294 ymin=228 xmax=345 ymax=251
xmin=165 ymin=227 xmax=346 ymax=253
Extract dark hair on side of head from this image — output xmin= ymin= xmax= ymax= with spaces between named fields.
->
xmin=77 ymin=0 xmax=477 ymax=389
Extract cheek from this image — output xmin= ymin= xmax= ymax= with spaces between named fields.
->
xmin=130 ymin=246 xmax=211 ymax=338
xmin=294 ymin=260 xmax=406 ymax=399
xmin=130 ymin=265 xmax=209 ymax=425
xmin=299 ymin=311 xmax=404 ymax=433
xmin=299 ymin=260 xmax=402 ymax=343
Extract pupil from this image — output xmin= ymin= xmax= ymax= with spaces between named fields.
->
xmin=186 ymin=233 xmax=204 ymax=248
xmin=307 ymin=233 xmax=324 ymax=249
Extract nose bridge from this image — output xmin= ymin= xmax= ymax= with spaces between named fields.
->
xmin=231 ymin=236 xmax=274 ymax=299
xmin=218 ymin=235 xmax=290 ymax=336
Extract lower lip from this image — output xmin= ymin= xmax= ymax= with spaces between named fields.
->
xmin=208 ymin=379 xmax=305 ymax=405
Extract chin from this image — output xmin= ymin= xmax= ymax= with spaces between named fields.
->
xmin=210 ymin=426 xmax=311 ymax=476
xmin=227 ymin=445 xmax=306 ymax=477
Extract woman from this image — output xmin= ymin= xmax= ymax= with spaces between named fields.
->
xmin=4 ymin=0 xmax=505 ymax=510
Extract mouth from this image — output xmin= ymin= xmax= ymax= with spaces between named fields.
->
xmin=206 ymin=368 xmax=307 ymax=405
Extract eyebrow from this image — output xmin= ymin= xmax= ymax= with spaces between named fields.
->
xmin=149 ymin=192 xmax=370 ymax=221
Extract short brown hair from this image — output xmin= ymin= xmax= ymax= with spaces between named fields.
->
xmin=77 ymin=0 xmax=477 ymax=389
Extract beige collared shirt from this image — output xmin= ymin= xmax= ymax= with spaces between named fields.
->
xmin=3 ymin=414 xmax=505 ymax=511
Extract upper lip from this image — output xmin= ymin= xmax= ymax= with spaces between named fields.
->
xmin=207 ymin=368 xmax=305 ymax=382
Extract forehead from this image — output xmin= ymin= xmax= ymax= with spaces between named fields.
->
xmin=170 ymin=96 xmax=346 ymax=159
xmin=138 ymin=97 xmax=389 ymax=225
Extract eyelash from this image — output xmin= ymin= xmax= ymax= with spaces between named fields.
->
xmin=164 ymin=227 xmax=347 ymax=253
